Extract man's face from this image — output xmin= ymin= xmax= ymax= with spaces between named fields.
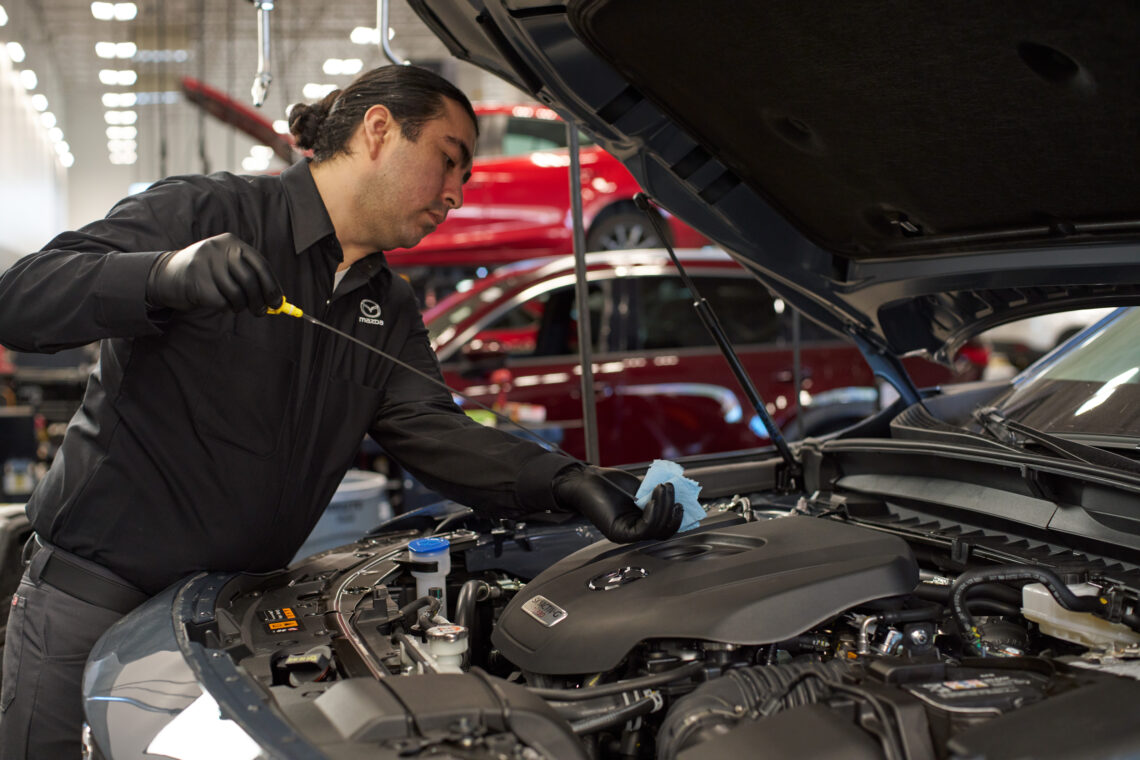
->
xmin=360 ymin=97 xmax=476 ymax=251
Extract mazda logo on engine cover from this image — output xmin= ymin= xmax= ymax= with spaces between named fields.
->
xmin=588 ymin=566 xmax=649 ymax=591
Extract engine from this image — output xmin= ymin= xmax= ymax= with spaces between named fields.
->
xmin=492 ymin=515 xmax=917 ymax=674
xmin=208 ymin=498 xmax=1140 ymax=760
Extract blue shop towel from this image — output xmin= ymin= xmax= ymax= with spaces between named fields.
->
xmin=635 ymin=459 xmax=705 ymax=532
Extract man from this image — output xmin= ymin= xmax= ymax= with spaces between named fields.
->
xmin=0 ymin=65 xmax=681 ymax=758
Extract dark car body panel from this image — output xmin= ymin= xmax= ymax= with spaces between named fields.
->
xmin=407 ymin=0 xmax=1140 ymax=364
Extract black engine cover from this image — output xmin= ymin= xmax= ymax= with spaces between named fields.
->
xmin=493 ymin=516 xmax=917 ymax=674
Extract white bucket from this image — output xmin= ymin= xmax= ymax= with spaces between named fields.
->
xmin=293 ymin=470 xmax=391 ymax=561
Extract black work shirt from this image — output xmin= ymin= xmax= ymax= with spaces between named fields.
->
xmin=0 ymin=161 xmax=571 ymax=594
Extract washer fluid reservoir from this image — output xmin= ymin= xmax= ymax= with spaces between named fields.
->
xmin=1021 ymin=582 xmax=1140 ymax=649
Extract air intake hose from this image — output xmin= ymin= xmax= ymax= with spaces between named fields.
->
xmin=655 ymin=659 xmax=853 ymax=760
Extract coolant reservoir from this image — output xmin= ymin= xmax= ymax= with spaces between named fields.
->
xmin=1021 ymin=582 xmax=1140 ymax=649
xmin=426 ymin=624 xmax=469 ymax=674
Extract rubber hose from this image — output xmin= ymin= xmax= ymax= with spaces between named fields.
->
xmin=966 ymin=599 xmax=1021 ymax=617
xmin=655 ymin=659 xmax=852 ymax=760
xmin=913 ymin=587 xmax=1023 ymax=619
xmin=550 ymin=693 xmax=630 ymax=720
xmin=528 ymin=661 xmax=704 ymax=701
xmin=455 ymin=580 xmax=491 ymax=669
xmin=454 ymin=580 xmax=489 ymax=630
xmin=877 ymin=603 xmax=943 ymax=625
xmin=916 ymin=580 xmax=1022 ymax=606
xmin=417 ymin=599 xmax=445 ymax=632
xmin=570 ymin=695 xmax=658 ymax=735
xmin=396 ymin=595 xmax=440 ymax=631
xmin=397 ymin=595 xmax=435 ymax=624
xmin=950 ymin=566 xmax=1104 ymax=654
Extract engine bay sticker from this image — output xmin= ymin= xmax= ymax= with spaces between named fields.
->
xmin=942 ymin=679 xmax=990 ymax=690
xmin=521 ymin=595 xmax=568 ymax=627
xmin=259 ymin=607 xmax=302 ymax=634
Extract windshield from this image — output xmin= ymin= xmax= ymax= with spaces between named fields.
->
xmin=995 ymin=307 xmax=1140 ymax=442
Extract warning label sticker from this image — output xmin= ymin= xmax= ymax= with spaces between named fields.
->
xmin=259 ymin=607 xmax=302 ymax=634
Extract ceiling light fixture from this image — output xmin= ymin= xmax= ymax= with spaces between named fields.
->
xmin=241 ymin=157 xmax=266 ymax=172
xmin=30 ymin=93 xmax=48 ymax=111
xmin=272 ymin=119 xmax=289 ymax=134
xmin=302 ymin=82 xmax=336 ymax=99
xmin=18 ymin=69 xmax=36 ymax=90
xmin=323 ymin=58 xmax=363 ymax=76
xmin=102 ymin=92 xmax=138 ymax=108
xmin=0 ymin=4 xmax=8 ymax=26
xmin=135 ymin=49 xmax=188 ymax=63
xmin=60 ymin=153 xmax=75 ymax=168
xmin=5 ymin=41 xmax=25 ymax=62
xmin=98 ymin=69 xmax=137 ymax=86
xmin=96 ymin=41 xmax=137 ymax=59
xmin=46 ymin=126 xmax=62 ymax=142
xmin=92 ymin=2 xmax=135 ymax=21
xmin=104 ymin=109 xmax=137 ymax=125
xmin=40 ymin=111 xmax=56 ymax=129
xmin=134 ymin=91 xmax=179 ymax=106
xmin=349 ymin=26 xmax=378 ymax=45
xmin=349 ymin=27 xmax=395 ymax=44
xmin=106 ymin=125 xmax=137 ymax=139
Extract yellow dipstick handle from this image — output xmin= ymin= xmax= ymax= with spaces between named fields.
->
xmin=266 ymin=298 xmax=304 ymax=318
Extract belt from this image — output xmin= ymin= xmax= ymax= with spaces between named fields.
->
xmin=36 ymin=540 xmax=149 ymax=614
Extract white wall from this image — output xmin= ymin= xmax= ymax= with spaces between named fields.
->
xmin=0 ymin=50 xmax=67 ymax=272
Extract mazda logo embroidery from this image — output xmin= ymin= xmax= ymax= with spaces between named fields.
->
xmin=358 ymin=299 xmax=384 ymax=326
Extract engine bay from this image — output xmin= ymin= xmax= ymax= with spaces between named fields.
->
xmin=181 ymin=463 xmax=1140 ymax=760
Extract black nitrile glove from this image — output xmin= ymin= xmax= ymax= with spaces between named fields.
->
xmin=146 ymin=232 xmax=283 ymax=314
xmin=553 ymin=465 xmax=682 ymax=543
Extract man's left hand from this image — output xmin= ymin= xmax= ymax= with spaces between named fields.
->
xmin=553 ymin=465 xmax=682 ymax=543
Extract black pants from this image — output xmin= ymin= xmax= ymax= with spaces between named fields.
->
xmin=0 ymin=543 xmax=141 ymax=759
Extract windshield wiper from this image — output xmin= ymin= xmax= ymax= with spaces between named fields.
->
xmin=973 ymin=407 xmax=1140 ymax=475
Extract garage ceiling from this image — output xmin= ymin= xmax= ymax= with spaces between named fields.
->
xmin=1 ymin=0 xmax=524 ymax=224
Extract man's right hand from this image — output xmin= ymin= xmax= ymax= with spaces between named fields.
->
xmin=146 ymin=232 xmax=283 ymax=314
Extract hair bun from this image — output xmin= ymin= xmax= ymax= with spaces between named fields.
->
xmin=289 ymin=101 xmax=328 ymax=151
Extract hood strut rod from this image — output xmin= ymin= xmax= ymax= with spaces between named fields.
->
xmin=568 ymin=126 xmax=600 ymax=464
xmin=634 ymin=194 xmax=800 ymax=488
xmin=850 ymin=333 xmax=922 ymax=408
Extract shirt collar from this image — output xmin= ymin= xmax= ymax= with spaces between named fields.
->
xmin=281 ymin=159 xmax=337 ymax=255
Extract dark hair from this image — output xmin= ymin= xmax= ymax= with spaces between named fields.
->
xmin=288 ymin=65 xmax=478 ymax=162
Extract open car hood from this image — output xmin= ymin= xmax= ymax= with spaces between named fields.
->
xmin=408 ymin=0 xmax=1140 ymax=364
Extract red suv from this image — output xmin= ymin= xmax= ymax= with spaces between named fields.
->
xmin=425 ymin=249 xmax=983 ymax=465
xmin=388 ymin=104 xmax=708 ymax=304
